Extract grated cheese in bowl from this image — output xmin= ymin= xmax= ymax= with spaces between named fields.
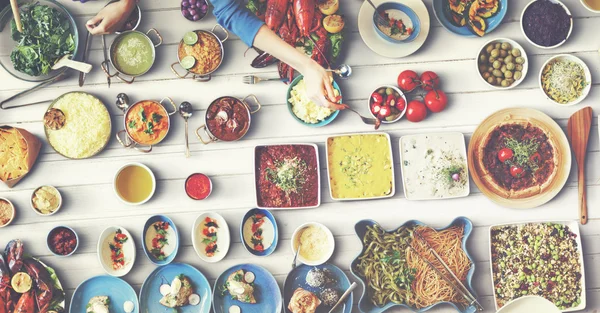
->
xmin=288 ymin=79 xmax=337 ymax=124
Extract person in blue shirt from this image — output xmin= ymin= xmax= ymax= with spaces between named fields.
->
xmin=87 ymin=0 xmax=343 ymax=110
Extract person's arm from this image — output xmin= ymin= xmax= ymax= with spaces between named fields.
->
xmin=86 ymin=0 xmax=136 ymax=35
xmin=210 ymin=0 xmax=344 ymax=110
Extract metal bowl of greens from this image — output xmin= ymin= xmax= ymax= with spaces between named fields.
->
xmin=0 ymin=0 xmax=79 ymax=82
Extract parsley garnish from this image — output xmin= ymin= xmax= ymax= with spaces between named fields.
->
xmin=128 ymin=120 xmax=136 ymax=128
xmin=152 ymin=112 xmax=163 ymax=123
xmin=504 ymin=138 xmax=540 ymax=171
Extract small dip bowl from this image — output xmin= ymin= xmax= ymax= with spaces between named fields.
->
xmin=521 ymin=0 xmax=573 ymax=49
xmin=476 ymin=38 xmax=529 ymax=90
xmin=192 ymin=212 xmax=230 ymax=263
xmin=142 ymin=215 xmax=179 ymax=265
xmin=185 ymin=173 xmax=213 ymax=200
xmin=0 ymin=198 xmax=15 ymax=228
xmin=114 ymin=162 xmax=156 ymax=206
xmin=580 ymin=0 xmax=600 ymax=13
xmin=30 ymin=185 xmax=62 ymax=216
xmin=240 ymin=208 xmax=278 ymax=257
xmin=291 ymin=222 xmax=335 ymax=266
xmin=367 ymin=85 xmax=407 ymax=123
xmin=373 ymin=2 xmax=421 ymax=43
xmin=539 ymin=54 xmax=592 ymax=106
xmin=47 ymin=226 xmax=79 ymax=257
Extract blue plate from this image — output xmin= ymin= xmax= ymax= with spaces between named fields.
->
xmin=432 ymin=0 xmax=507 ymax=37
xmin=142 ymin=215 xmax=179 ymax=265
xmin=240 ymin=208 xmax=279 ymax=256
xmin=139 ymin=263 xmax=212 ymax=313
xmin=373 ymin=2 xmax=421 ymax=43
xmin=286 ymin=75 xmax=341 ymax=127
xmin=70 ymin=275 xmax=139 ymax=313
xmin=283 ymin=263 xmax=353 ymax=313
xmin=350 ymin=217 xmax=477 ymax=313
xmin=213 ymin=264 xmax=282 ymax=313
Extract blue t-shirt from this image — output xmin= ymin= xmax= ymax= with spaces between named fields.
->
xmin=210 ymin=0 xmax=265 ymax=47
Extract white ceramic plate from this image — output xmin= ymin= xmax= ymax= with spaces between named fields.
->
xmin=399 ymin=132 xmax=470 ymax=200
xmin=497 ymin=296 xmax=561 ymax=313
xmin=97 ymin=226 xmax=136 ymax=277
xmin=489 ymin=220 xmax=586 ymax=312
xmin=192 ymin=212 xmax=230 ymax=263
xmin=539 ymin=54 xmax=592 ymax=106
xmin=358 ymin=0 xmax=430 ymax=58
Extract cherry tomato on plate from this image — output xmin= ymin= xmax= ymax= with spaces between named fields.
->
xmin=371 ymin=103 xmax=382 ymax=115
xmin=371 ymin=92 xmax=384 ymax=104
xmin=420 ymin=71 xmax=440 ymax=91
xmin=396 ymin=97 xmax=406 ymax=111
xmin=530 ymin=152 xmax=541 ymax=164
xmin=397 ymin=70 xmax=420 ymax=92
xmin=378 ymin=105 xmax=392 ymax=118
xmin=424 ymin=90 xmax=448 ymax=113
xmin=510 ymin=165 xmax=524 ymax=178
xmin=385 ymin=95 xmax=396 ymax=107
xmin=406 ymin=100 xmax=427 ymax=122
xmin=497 ymin=148 xmax=514 ymax=162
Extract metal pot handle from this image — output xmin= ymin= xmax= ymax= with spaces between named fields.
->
xmin=212 ymin=24 xmax=229 ymax=43
xmin=195 ymin=125 xmax=216 ymax=144
xmin=147 ymin=28 xmax=163 ymax=47
xmin=159 ymin=97 xmax=177 ymax=116
xmin=102 ymin=60 xmax=135 ymax=84
xmin=170 ymin=62 xmax=191 ymax=79
xmin=133 ymin=144 xmax=153 ymax=153
xmin=116 ymin=129 xmax=133 ymax=148
xmin=193 ymin=74 xmax=211 ymax=82
xmin=242 ymin=94 xmax=262 ymax=114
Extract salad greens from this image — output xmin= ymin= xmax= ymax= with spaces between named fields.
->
xmin=10 ymin=3 xmax=75 ymax=76
xmin=329 ymin=32 xmax=344 ymax=61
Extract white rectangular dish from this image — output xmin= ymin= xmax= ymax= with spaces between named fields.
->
xmin=399 ymin=132 xmax=469 ymax=200
xmin=489 ymin=220 xmax=586 ymax=312
xmin=325 ymin=132 xmax=395 ymax=201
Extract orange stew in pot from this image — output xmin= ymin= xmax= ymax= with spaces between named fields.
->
xmin=125 ymin=100 xmax=169 ymax=145
xmin=206 ymin=97 xmax=250 ymax=141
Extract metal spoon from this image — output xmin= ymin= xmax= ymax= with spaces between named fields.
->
xmin=328 ymin=282 xmax=357 ymax=313
xmin=179 ymin=101 xmax=193 ymax=158
xmin=327 ymin=64 xmax=352 ymax=79
xmin=341 ymin=105 xmax=381 ymax=129
xmin=292 ymin=243 xmax=301 ymax=269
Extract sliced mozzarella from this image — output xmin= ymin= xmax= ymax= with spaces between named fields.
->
xmin=244 ymin=271 xmax=255 ymax=284
xmin=170 ymin=277 xmax=182 ymax=296
xmin=159 ymin=284 xmax=171 ymax=296
xmin=188 ymin=294 xmax=200 ymax=305
xmin=229 ymin=305 xmax=241 ymax=313
xmin=123 ymin=300 xmax=135 ymax=313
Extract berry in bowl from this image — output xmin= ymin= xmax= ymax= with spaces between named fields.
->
xmin=373 ymin=2 xmax=421 ymax=43
xmin=182 ymin=0 xmax=208 ymax=21
xmin=368 ymin=85 xmax=407 ymax=123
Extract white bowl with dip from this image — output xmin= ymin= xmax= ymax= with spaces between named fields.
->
xmin=113 ymin=162 xmax=156 ymax=206
xmin=30 ymin=185 xmax=62 ymax=216
xmin=291 ymin=222 xmax=335 ymax=266
xmin=0 ymin=197 xmax=16 ymax=228
xmin=97 ymin=226 xmax=136 ymax=277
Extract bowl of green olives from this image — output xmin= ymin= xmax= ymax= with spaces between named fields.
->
xmin=476 ymin=38 xmax=528 ymax=90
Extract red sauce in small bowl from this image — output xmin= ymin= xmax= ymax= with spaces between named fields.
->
xmin=47 ymin=226 xmax=78 ymax=256
xmin=185 ymin=173 xmax=212 ymax=200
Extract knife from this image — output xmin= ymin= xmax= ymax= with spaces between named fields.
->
xmin=102 ymin=34 xmax=111 ymax=88
xmin=79 ymin=31 xmax=92 ymax=87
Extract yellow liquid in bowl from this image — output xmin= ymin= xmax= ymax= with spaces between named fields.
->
xmin=116 ymin=165 xmax=154 ymax=203
xmin=585 ymin=0 xmax=600 ymax=10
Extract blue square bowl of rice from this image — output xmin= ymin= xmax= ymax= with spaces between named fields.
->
xmin=287 ymin=75 xmax=341 ymax=127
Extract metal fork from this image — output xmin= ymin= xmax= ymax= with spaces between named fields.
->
xmin=367 ymin=0 xmax=391 ymax=28
xmin=242 ymin=75 xmax=285 ymax=84
xmin=341 ymin=105 xmax=381 ymax=130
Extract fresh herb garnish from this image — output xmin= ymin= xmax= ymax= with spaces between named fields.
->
xmin=128 ymin=120 xmax=136 ymax=129
xmin=152 ymin=112 xmax=163 ymax=123
xmin=144 ymin=121 xmax=154 ymax=135
xmin=504 ymin=138 xmax=540 ymax=171
xmin=139 ymin=109 xmax=147 ymax=122
xmin=265 ymin=157 xmax=307 ymax=194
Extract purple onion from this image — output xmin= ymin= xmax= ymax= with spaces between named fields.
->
xmin=182 ymin=9 xmax=190 ymax=17
xmin=452 ymin=173 xmax=460 ymax=182
xmin=192 ymin=14 xmax=200 ymax=20
xmin=189 ymin=9 xmax=197 ymax=15
xmin=182 ymin=1 xmax=189 ymax=7
xmin=200 ymin=4 xmax=207 ymax=12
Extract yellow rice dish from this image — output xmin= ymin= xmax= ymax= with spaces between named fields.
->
xmin=327 ymin=134 xmax=394 ymax=199
xmin=46 ymin=92 xmax=111 ymax=159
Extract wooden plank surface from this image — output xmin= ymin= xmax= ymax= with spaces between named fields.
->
xmin=1 ymin=0 xmax=600 ymax=312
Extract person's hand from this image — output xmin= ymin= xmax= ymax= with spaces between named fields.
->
xmin=86 ymin=0 xmax=135 ymax=35
xmin=300 ymin=59 xmax=346 ymax=111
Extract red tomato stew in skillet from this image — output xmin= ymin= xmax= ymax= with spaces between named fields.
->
xmin=255 ymin=145 xmax=319 ymax=208
xmin=206 ymin=97 xmax=250 ymax=141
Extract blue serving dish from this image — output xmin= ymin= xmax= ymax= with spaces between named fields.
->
xmin=283 ymin=263 xmax=353 ymax=313
xmin=286 ymin=75 xmax=341 ymax=127
xmin=70 ymin=275 xmax=139 ymax=313
xmin=139 ymin=263 xmax=212 ymax=313
xmin=373 ymin=2 xmax=421 ymax=43
xmin=240 ymin=208 xmax=279 ymax=257
xmin=142 ymin=214 xmax=179 ymax=265
xmin=350 ymin=217 xmax=477 ymax=313
xmin=432 ymin=0 xmax=507 ymax=37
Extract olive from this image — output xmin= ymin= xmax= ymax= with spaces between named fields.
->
xmin=491 ymin=49 xmax=500 ymax=58
xmin=385 ymin=88 xmax=394 ymax=95
xmin=486 ymin=44 xmax=494 ymax=53
xmin=495 ymin=43 xmax=501 ymax=49
xmin=511 ymin=48 xmax=521 ymax=57
xmin=500 ymin=50 xmax=508 ymax=57
xmin=501 ymin=65 xmax=507 ymax=73
xmin=487 ymin=76 xmax=496 ymax=84
xmin=501 ymin=80 xmax=509 ymax=87
xmin=514 ymin=71 xmax=523 ymax=80
xmin=479 ymin=54 xmax=487 ymax=63
xmin=489 ymin=56 xmax=497 ymax=63
xmin=506 ymin=78 xmax=515 ymax=84
xmin=493 ymin=69 xmax=503 ymax=77
xmin=504 ymin=55 xmax=514 ymax=64
xmin=497 ymin=58 xmax=504 ymax=63
xmin=515 ymin=57 xmax=525 ymax=64
xmin=505 ymin=71 xmax=513 ymax=79
xmin=501 ymin=42 xmax=512 ymax=50
xmin=493 ymin=60 xmax=501 ymax=69
xmin=496 ymin=77 xmax=503 ymax=85
xmin=506 ymin=63 xmax=515 ymax=70
xmin=487 ymin=67 xmax=494 ymax=73
xmin=483 ymin=72 xmax=491 ymax=79
xmin=378 ymin=88 xmax=386 ymax=94
xmin=479 ymin=65 xmax=487 ymax=72
xmin=515 ymin=64 xmax=523 ymax=71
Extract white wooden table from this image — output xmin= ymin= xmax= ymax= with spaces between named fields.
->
xmin=1 ymin=0 xmax=599 ymax=312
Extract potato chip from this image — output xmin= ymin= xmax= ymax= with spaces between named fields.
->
xmin=0 ymin=127 xmax=29 ymax=182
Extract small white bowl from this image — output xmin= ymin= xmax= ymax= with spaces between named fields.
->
xmin=539 ymin=54 xmax=592 ymax=106
xmin=97 ymin=226 xmax=136 ymax=277
xmin=113 ymin=162 xmax=156 ymax=205
xmin=580 ymin=0 xmax=600 ymax=13
xmin=367 ymin=85 xmax=407 ymax=123
xmin=30 ymin=185 xmax=62 ymax=216
xmin=521 ymin=0 xmax=573 ymax=49
xmin=0 ymin=197 xmax=15 ymax=228
xmin=192 ymin=212 xmax=230 ymax=263
xmin=476 ymin=38 xmax=529 ymax=90
xmin=291 ymin=222 xmax=335 ymax=266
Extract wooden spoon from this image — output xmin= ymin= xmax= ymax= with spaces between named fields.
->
xmin=51 ymin=55 xmax=93 ymax=73
xmin=10 ymin=0 xmax=23 ymax=33
xmin=567 ymin=107 xmax=593 ymax=225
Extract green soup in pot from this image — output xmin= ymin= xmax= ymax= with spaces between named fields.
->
xmin=112 ymin=31 xmax=154 ymax=76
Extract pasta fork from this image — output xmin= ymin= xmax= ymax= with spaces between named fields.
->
xmin=242 ymin=75 xmax=285 ymax=84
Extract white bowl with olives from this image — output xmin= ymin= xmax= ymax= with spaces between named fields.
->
xmin=476 ymin=38 xmax=528 ymax=90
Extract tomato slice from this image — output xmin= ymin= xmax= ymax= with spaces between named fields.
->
xmin=497 ymin=148 xmax=514 ymax=163
xmin=510 ymin=165 xmax=524 ymax=178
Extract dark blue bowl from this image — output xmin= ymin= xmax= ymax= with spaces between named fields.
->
xmin=240 ymin=208 xmax=279 ymax=257
xmin=350 ymin=217 xmax=477 ymax=313
xmin=142 ymin=215 xmax=179 ymax=265
xmin=373 ymin=2 xmax=421 ymax=43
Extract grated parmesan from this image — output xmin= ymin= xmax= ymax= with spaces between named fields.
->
xmin=542 ymin=59 xmax=588 ymax=104
xmin=47 ymin=93 xmax=111 ymax=159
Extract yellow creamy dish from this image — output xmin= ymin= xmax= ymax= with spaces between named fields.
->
xmin=295 ymin=225 xmax=330 ymax=262
xmin=327 ymin=134 xmax=393 ymax=199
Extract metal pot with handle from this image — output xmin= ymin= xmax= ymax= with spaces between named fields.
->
xmin=196 ymin=95 xmax=261 ymax=144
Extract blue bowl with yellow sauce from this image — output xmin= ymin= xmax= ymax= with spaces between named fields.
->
xmin=286 ymin=75 xmax=341 ymax=127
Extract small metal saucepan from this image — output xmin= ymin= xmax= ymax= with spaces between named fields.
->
xmin=115 ymin=93 xmax=177 ymax=153
xmin=171 ymin=24 xmax=229 ymax=82
xmin=101 ymin=28 xmax=163 ymax=84
xmin=196 ymin=95 xmax=261 ymax=144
